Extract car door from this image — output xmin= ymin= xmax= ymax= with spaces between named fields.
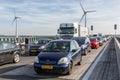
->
xmin=70 ymin=41 xmax=80 ymax=65
xmin=2 ymin=42 xmax=13 ymax=62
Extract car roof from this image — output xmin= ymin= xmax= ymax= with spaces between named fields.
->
xmin=50 ymin=39 xmax=74 ymax=42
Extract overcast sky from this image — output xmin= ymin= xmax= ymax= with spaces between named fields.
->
xmin=0 ymin=0 xmax=120 ymax=36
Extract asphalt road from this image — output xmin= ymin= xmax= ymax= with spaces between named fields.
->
xmin=82 ymin=38 xmax=119 ymax=80
xmin=0 ymin=41 xmax=109 ymax=80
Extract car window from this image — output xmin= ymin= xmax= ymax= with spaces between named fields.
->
xmin=2 ymin=43 xmax=15 ymax=49
xmin=70 ymin=41 xmax=78 ymax=51
xmin=43 ymin=41 xmax=70 ymax=52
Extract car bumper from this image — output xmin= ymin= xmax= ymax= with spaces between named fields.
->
xmin=29 ymin=50 xmax=40 ymax=54
xmin=34 ymin=63 xmax=69 ymax=74
xmin=91 ymin=44 xmax=97 ymax=49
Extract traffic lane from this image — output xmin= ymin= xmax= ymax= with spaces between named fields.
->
xmin=0 ymin=42 xmax=108 ymax=80
xmin=0 ymin=54 xmax=36 ymax=74
xmin=87 ymin=38 xmax=119 ymax=80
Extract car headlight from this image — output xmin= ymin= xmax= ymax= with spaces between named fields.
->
xmin=34 ymin=57 xmax=39 ymax=63
xmin=58 ymin=57 xmax=68 ymax=64
xmin=39 ymin=45 xmax=45 ymax=50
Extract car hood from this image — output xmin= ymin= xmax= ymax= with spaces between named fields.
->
xmin=38 ymin=52 xmax=69 ymax=61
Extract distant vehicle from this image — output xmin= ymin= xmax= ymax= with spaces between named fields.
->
xmin=71 ymin=37 xmax=91 ymax=55
xmin=28 ymin=39 xmax=51 ymax=56
xmin=102 ymin=36 xmax=107 ymax=42
xmin=57 ymin=22 xmax=89 ymax=39
xmin=90 ymin=37 xmax=99 ymax=49
xmin=34 ymin=40 xmax=82 ymax=75
xmin=0 ymin=42 xmax=21 ymax=65
xmin=96 ymin=36 xmax=103 ymax=46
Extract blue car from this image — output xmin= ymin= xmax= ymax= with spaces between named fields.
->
xmin=34 ymin=40 xmax=82 ymax=75
xmin=72 ymin=37 xmax=91 ymax=55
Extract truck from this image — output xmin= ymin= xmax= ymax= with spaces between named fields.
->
xmin=57 ymin=22 xmax=89 ymax=39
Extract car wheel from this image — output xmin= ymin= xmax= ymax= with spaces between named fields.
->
xmin=29 ymin=53 xmax=32 ymax=56
xmin=88 ymin=47 xmax=91 ymax=52
xmin=34 ymin=66 xmax=41 ymax=74
xmin=78 ymin=56 xmax=82 ymax=65
xmin=66 ymin=62 xmax=73 ymax=75
xmin=84 ymin=50 xmax=87 ymax=55
xmin=13 ymin=53 xmax=20 ymax=63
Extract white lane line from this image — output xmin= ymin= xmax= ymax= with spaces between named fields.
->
xmin=82 ymin=41 xmax=110 ymax=80
xmin=115 ymin=38 xmax=120 ymax=49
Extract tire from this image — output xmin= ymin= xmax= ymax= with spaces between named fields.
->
xmin=78 ymin=56 xmax=82 ymax=65
xmin=29 ymin=53 xmax=32 ymax=56
xmin=84 ymin=50 xmax=87 ymax=55
xmin=34 ymin=67 xmax=41 ymax=74
xmin=13 ymin=53 xmax=20 ymax=63
xmin=88 ymin=47 xmax=91 ymax=52
xmin=66 ymin=62 xmax=73 ymax=75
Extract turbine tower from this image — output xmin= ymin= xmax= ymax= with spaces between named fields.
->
xmin=79 ymin=3 xmax=96 ymax=27
xmin=12 ymin=9 xmax=21 ymax=38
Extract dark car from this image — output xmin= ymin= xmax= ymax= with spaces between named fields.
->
xmin=0 ymin=41 xmax=21 ymax=65
xmin=34 ymin=40 xmax=82 ymax=75
xmin=72 ymin=37 xmax=91 ymax=55
xmin=28 ymin=39 xmax=51 ymax=56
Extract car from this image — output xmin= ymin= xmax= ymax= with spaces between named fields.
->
xmin=34 ymin=40 xmax=82 ymax=75
xmin=0 ymin=41 xmax=21 ymax=65
xmin=71 ymin=37 xmax=91 ymax=55
xmin=28 ymin=39 xmax=51 ymax=56
xmin=102 ymin=36 xmax=107 ymax=42
xmin=96 ymin=36 xmax=103 ymax=46
xmin=90 ymin=37 xmax=99 ymax=49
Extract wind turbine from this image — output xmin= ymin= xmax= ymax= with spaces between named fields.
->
xmin=79 ymin=3 xmax=96 ymax=27
xmin=12 ymin=9 xmax=21 ymax=38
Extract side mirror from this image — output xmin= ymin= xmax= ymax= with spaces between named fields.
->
xmin=71 ymin=49 xmax=76 ymax=52
xmin=57 ymin=29 xmax=60 ymax=34
xmin=87 ymin=42 xmax=89 ymax=44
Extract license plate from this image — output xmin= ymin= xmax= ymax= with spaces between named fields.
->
xmin=41 ymin=65 xmax=53 ymax=69
xmin=31 ymin=50 xmax=37 ymax=52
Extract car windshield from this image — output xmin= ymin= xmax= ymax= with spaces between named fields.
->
xmin=72 ymin=37 xmax=85 ymax=46
xmin=37 ymin=40 xmax=49 ymax=44
xmin=42 ymin=41 xmax=70 ymax=52
xmin=90 ymin=38 xmax=96 ymax=42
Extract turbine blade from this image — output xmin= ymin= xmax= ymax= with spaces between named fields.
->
xmin=79 ymin=14 xmax=85 ymax=23
xmin=17 ymin=17 xmax=21 ymax=19
xmin=86 ymin=10 xmax=96 ymax=13
xmin=11 ymin=18 xmax=16 ymax=24
xmin=80 ymin=3 xmax=85 ymax=12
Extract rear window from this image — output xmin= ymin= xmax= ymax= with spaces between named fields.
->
xmin=90 ymin=38 xmax=96 ymax=42
xmin=72 ymin=37 xmax=85 ymax=46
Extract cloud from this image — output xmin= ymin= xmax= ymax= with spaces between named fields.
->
xmin=0 ymin=0 xmax=120 ymax=35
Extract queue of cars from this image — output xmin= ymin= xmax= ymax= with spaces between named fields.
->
xmin=33 ymin=35 xmax=109 ymax=75
xmin=0 ymin=35 xmax=109 ymax=75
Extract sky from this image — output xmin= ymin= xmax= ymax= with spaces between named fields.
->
xmin=0 ymin=0 xmax=120 ymax=36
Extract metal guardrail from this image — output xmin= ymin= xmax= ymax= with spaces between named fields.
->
xmin=0 ymin=35 xmax=57 ymax=44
